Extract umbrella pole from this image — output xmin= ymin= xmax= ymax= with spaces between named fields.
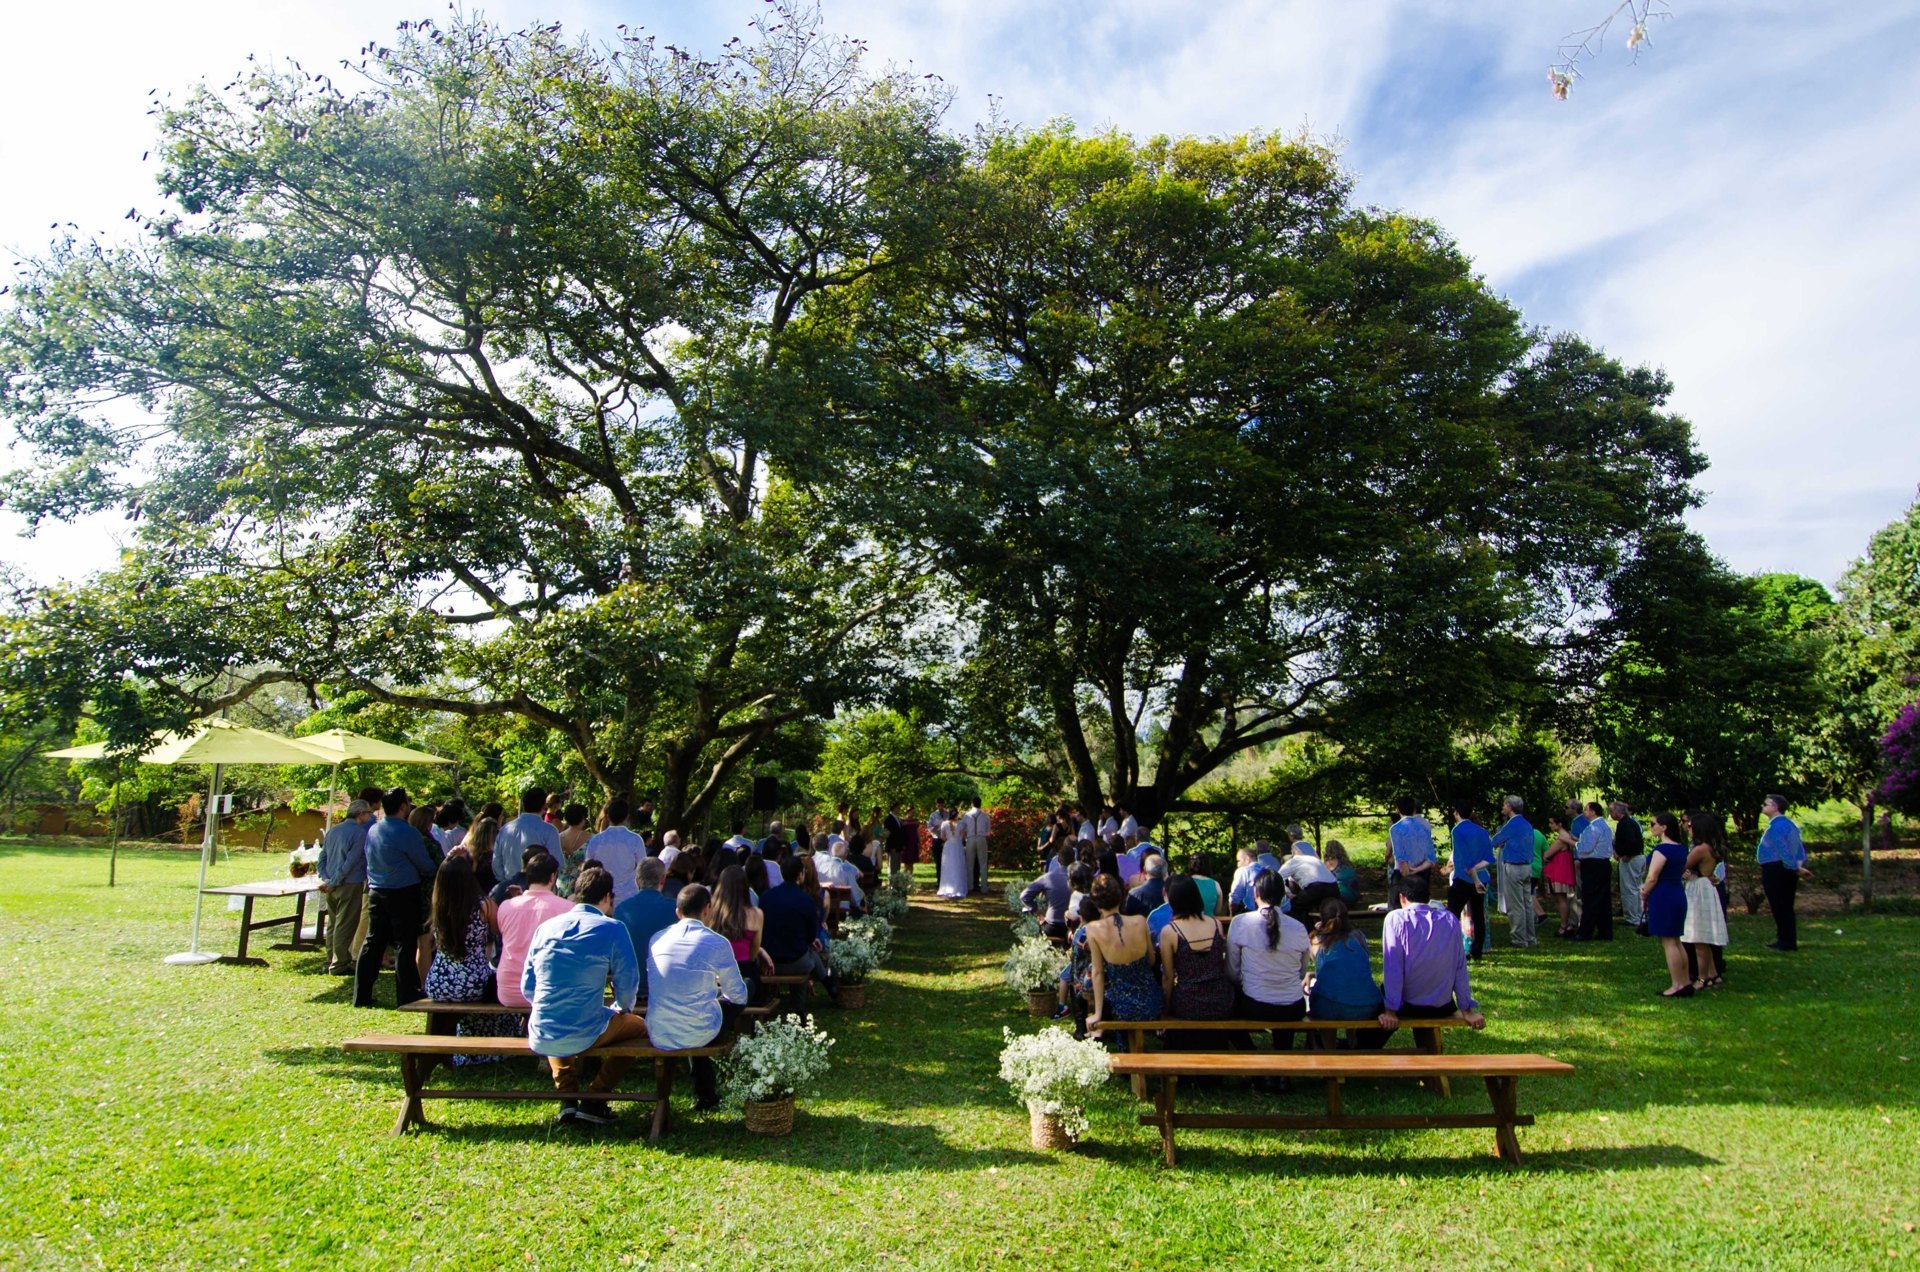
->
xmin=164 ymin=763 xmax=222 ymax=965
xmin=323 ymin=762 xmax=339 ymax=832
xmin=108 ymin=770 xmax=122 ymax=889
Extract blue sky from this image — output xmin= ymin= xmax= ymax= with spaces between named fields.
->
xmin=3 ymin=0 xmax=1915 ymax=587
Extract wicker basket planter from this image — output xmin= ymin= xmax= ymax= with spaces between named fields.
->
xmin=1028 ymin=1102 xmax=1073 ymax=1151
xmin=833 ymin=982 xmax=867 ymax=1010
xmin=743 ymin=1096 xmax=796 ymax=1136
xmin=1026 ymin=987 xmax=1055 ymax=1017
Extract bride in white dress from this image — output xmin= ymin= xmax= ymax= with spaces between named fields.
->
xmin=936 ymin=811 xmax=970 ymax=898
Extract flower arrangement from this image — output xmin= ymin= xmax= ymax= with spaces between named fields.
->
xmin=869 ymin=885 xmax=910 ymax=922
xmin=841 ymin=914 xmax=893 ymax=964
xmin=720 ymin=1014 xmax=835 ymax=1108
xmin=825 ymin=926 xmax=882 ymax=986
xmin=1002 ymin=934 xmax=1068 ymax=993
xmin=287 ymin=842 xmax=321 ymax=877
xmin=1004 ymin=879 xmax=1026 ymax=914
xmin=1009 ymin=911 xmax=1041 ymax=940
xmin=888 ymin=866 xmax=918 ymax=896
xmin=998 ymin=1026 xmax=1111 ymax=1142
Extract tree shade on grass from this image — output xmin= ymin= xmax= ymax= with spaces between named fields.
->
xmin=0 ymin=840 xmax=1915 ymax=1268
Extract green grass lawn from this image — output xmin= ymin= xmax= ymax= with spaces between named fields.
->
xmin=2 ymin=840 xmax=1916 ymax=1270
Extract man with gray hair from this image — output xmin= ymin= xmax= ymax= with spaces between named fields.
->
xmin=1489 ymin=796 xmax=1537 ymax=947
xmin=1125 ymin=852 xmax=1168 ymax=916
xmin=316 ymin=800 xmax=374 ymax=974
xmin=814 ymin=833 xmax=866 ymax=916
xmin=657 ymin=829 xmax=682 ymax=868
xmin=614 ymin=856 xmax=677 ymax=958
xmin=1285 ymin=823 xmax=1318 ymax=859
xmin=1612 ymin=800 xmax=1646 ymax=928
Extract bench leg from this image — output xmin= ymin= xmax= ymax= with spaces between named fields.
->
xmin=392 ymin=1054 xmax=428 ymax=1136
xmin=1129 ymin=1031 xmax=1148 ymax=1101
xmin=1416 ymin=1028 xmax=1451 ymax=1099
xmin=1485 ymin=1075 xmax=1522 ymax=1165
xmin=1324 ymin=1077 xmax=1343 ymax=1118
xmin=1156 ymin=1075 xmax=1179 ymax=1167
xmin=649 ymin=1058 xmax=673 ymax=1143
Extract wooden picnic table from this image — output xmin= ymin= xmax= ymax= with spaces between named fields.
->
xmin=200 ymin=876 xmax=324 ymax=962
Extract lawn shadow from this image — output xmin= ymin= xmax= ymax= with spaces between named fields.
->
xmin=1072 ymin=1135 xmax=1719 ymax=1177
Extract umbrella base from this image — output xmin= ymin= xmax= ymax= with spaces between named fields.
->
xmin=163 ymin=951 xmax=220 ymax=966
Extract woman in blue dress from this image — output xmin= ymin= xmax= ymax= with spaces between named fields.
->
xmin=1639 ymin=812 xmax=1694 ymax=998
xmin=1086 ymin=874 xmax=1163 ymax=1034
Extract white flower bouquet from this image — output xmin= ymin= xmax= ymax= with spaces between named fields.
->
xmin=1002 ymin=933 xmax=1068 ymax=993
xmin=825 ymin=926 xmax=882 ymax=985
xmin=720 ymin=1014 xmax=835 ymax=1107
xmin=997 ymin=1026 xmax=1111 ymax=1141
xmin=841 ymin=914 xmax=893 ymax=964
xmin=888 ymin=866 xmax=918 ymax=896
xmin=869 ymin=885 xmax=910 ymax=922
xmin=1009 ymin=911 xmax=1041 ymax=939
xmin=1004 ymin=879 xmax=1027 ymax=914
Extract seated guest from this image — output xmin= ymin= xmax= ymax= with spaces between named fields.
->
xmin=1065 ymin=862 xmax=1097 ymax=927
xmin=657 ymin=829 xmax=683 ymax=867
xmin=1227 ymin=871 xmax=1311 ymax=1069
xmin=1286 ymin=824 xmax=1319 ymax=859
xmin=760 ymin=854 xmax=836 ymax=1013
xmin=1278 ymin=844 xmax=1341 ymax=918
xmin=1124 ymin=854 xmax=1167 ymax=917
xmin=1055 ymin=895 xmax=1103 ymax=1023
xmin=1187 ymin=853 xmax=1223 ymax=918
xmin=1323 ymin=841 xmax=1360 ymax=906
xmin=1307 ymin=899 xmax=1387 ymax=1048
xmin=1085 ymin=873 xmax=1163 ymax=1031
xmin=582 ymin=799 xmax=648 ymax=905
xmin=1227 ymin=842 xmax=1281 ymax=914
xmin=522 ymin=867 xmax=644 ymax=1127
xmin=1112 ymin=838 xmax=1142 ymax=888
xmin=813 ymin=836 xmax=866 ymax=916
xmin=645 ymin=883 xmax=750 ymax=1113
xmin=490 ymin=842 xmax=554 ymax=907
xmin=420 ymin=855 xmax=517 ymax=1056
xmin=464 ymin=815 xmax=500 ymax=895
xmin=1378 ymin=878 xmax=1487 ymax=1037
xmin=613 ymin=857 xmax=678 ymax=962
xmin=1020 ymin=845 xmax=1077 ymax=940
xmin=663 ymin=849 xmax=701 ymax=904
xmin=709 ymin=865 xmax=771 ymax=1003
xmin=498 ymin=852 xmax=581 ymax=1011
xmin=1158 ymin=875 xmax=1236 ymax=1047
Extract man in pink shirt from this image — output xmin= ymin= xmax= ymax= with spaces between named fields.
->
xmin=496 ymin=853 xmax=574 ymax=1008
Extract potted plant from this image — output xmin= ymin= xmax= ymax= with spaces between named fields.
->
xmin=825 ymin=926 xmax=880 ymax=1008
xmin=842 ymin=914 xmax=893 ymax=963
xmin=888 ymin=865 xmax=918 ymax=897
xmin=721 ymin=1014 xmax=835 ymax=1136
xmin=998 ymin=1026 xmax=1111 ymax=1151
xmin=1003 ymin=934 xmax=1068 ymax=1017
xmin=869 ymin=884 xmax=910 ymax=922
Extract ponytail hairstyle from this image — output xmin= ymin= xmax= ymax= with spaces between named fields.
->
xmin=1254 ymin=870 xmax=1288 ymax=949
xmin=1314 ymin=897 xmax=1352 ymax=947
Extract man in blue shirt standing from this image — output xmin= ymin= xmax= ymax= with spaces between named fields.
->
xmin=316 ymin=799 xmax=373 ymax=975
xmin=1573 ymin=801 xmax=1616 ymax=942
xmin=524 ymin=866 xmax=645 ymax=1126
xmin=1445 ymin=801 xmax=1494 ymax=961
xmin=1387 ymin=797 xmax=1437 ymax=904
xmin=494 ymin=786 xmax=563 ymax=893
xmin=1757 ymin=794 xmax=1812 ymax=951
xmin=1489 ymin=795 xmax=1537 ymax=947
xmin=353 ymin=788 xmax=438 ymax=1007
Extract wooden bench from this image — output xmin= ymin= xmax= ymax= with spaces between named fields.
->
xmin=342 ymin=1032 xmax=731 ymax=1141
xmin=1109 ymin=1051 xmax=1574 ymax=1166
xmin=1095 ymin=1016 xmax=1473 ymax=1098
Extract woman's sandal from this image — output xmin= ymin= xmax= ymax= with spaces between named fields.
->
xmin=1704 ymin=975 xmax=1724 ymax=990
xmin=1661 ymin=984 xmax=1695 ymax=998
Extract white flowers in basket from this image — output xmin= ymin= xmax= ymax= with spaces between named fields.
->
xmin=720 ymin=1015 xmax=835 ymax=1107
xmin=888 ymin=866 xmax=917 ymax=896
xmin=825 ymin=925 xmax=882 ymax=985
xmin=841 ymin=914 xmax=893 ymax=964
xmin=998 ymin=1026 xmax=1110 ymax=1141
xmin=1003 ymin=933 xmax=1068 ymax=993
xmin=869 ymin=885 xmax=910 ymax=922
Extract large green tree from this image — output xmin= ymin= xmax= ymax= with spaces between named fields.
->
xmin=833 ymin=126 xmax=1706 ymax=820
xmin=0 ymin=12 xmax=957 ymax=830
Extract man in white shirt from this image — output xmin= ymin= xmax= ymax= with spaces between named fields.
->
xmin=658 ymin=829 xmax=682 ymax=869
xmin=1097 ymin=806 xmax=1120 ymax=839
xmin=1278 ymin=844 xmax=1341 ymax=918
xmin=963 ymin=798 xmax=991 ymax=895
xmin=813 ymin=835 xmax=866 ymax=915
xmin=1117 ymin=804 xmax=1139 ymax=840
xmin=723 ymin=822 xmax=753 ymax=851
xmin=581 ymin=798 xmax=648 ymax=904
xmin=1076 ymin=808 xmax=1096 ymax=841
xmin=644 ymin=883 xmax=748 ymax=1112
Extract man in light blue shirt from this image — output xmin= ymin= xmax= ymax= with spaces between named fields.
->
xmin=1489 ymin=796 xmax=1537 ymax=947
xmin=645 ymin=884 xmax=749 ymax=1111
xmin=316 ymin=800 xmax=372 ymax=975
xmin=1228 ymin=843 xmax=1282 ymax=913
xmin=1573 ymin=801 xmax=1615 ymax=941
xmin=523 ymin=866 xmax=644 ymax=1126
xmin=1757 ymin=794 xmax=1811 ymax=951
xmin=354 ymin=789 xmax=437 ymax=1007
xmin=1387 ymin=798 xmax=1437 ymax=903
xmin=583 ymin=797 xmax=648 ymax=904
xmin=494 ymin=786 xmax=563 ymax=890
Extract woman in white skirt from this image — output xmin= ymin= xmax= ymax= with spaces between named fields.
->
xmin=1681 ymin=809 xmax=1729 ymax=990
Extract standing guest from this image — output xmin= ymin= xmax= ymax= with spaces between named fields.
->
xmin=1020 ymin=845 xmax=1077 ymax=939
xmin=1683 ymin=810 xmax=1730 ymax=990
xmin=1227 ymin=872 xmax=1311 ymax=1067
xmin=1323 ymin=841 xmax=1361 ymax=906
xmin=1187 ymin=852 xmax=1224 ymax=918
xmin=1377 ymin=878 xmax=1487 ymax=1038
xmin=1567 ymin=798 xmax=1591 ymax=841
xmin=1124 ymin=854 xmax=1168 ymax=916
xmin=542 ymin=791 xmax=566 ymax=825
xmin=496 ymin=853 xmax=573 ymax=1009
xmin=1118 ymin=805 xmax=1140 ymax=840
xmin=1308 ymin=900 xmax=1388 ymax=1048
xmin=408 ymin=804 xmax=443 ymax=865
xmin=1158 ymin=876 xmax=1236 ymax=1047
xmin=523 ymin=867 xmax=644 ymax=1126
xmin=1386 ymin=797 xmax=1437 ymax=903
xmin=353 ymin=788 xmax=437 ymax=1008
xmin=493 ymin=787 xmax=562 ymax=893
xmin=419 ymin=855 xmax=516 ymax=1055
xmin=1640 ymin=812 xmax=1694 ymax=998
xmin=760 ymin=855 xmax=836 ymax=1012
xmin=351 ymin=785 xmax=389 ymax=970
xmin=316 ymin=800 xmax=373 ymax=975
xmin=558 ymin=803 xmax=593 ymax=866
xmin=1756 ymin=794 xmax=1811 ymax=951
xmin=1542 ymin=814 xmax=1578 ymax=937
xmin=1574 ymin=800 xmax=1616 ymax=941
xmin=1085 ymin=874 xmax=1163 ymax=1031
xmin=723 ymin=822 xmax=753 ymax=851
xmin=1278 ymin=843 xmax=1341 ymax=918
xmin=964 ymin=798 xmax=992 ymax=894
xmin=1490 ymin=796 xmax=1538 ymax=948
xmin=708 ymin=865 xmax=770 ymax=1003
xmin=1284 ymin=824 xmax=1318 ymax=858
xmin=431 ymin=799 xmax=468 ymax=853
xmin=1613 ymin=800 xmax=1648 ymax=929
xmin=582 ymin=798 xmax=648 ymax=905
xmin=1445 ymin=806 xmax=1493 ymax=961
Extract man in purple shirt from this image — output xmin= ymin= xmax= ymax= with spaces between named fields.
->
xmin=1019 ymin=845 xmax=1076 ymax=938
xmin=1377 ymin=878 xmax=1487 ymax=1034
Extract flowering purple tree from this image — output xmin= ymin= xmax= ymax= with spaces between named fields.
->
xmin=1876 ymin=699 xmax=1920 ymax=815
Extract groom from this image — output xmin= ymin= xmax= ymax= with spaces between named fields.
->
xmin=963 ymin=798 xmax=991 ymax=894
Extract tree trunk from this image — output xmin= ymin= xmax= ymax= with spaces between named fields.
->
xmin=1051 ymin=678 xmax=1104 ymax=817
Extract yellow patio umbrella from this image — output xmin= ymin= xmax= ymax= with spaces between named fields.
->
xmin=291 ymin=729 xmax=452 ymax=831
